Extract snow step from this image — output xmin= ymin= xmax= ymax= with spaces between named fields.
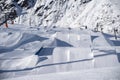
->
xmin=93 ymin=47 xmax=120 ymax=68
xmin=52 ymin=47 xmax=94 ymax=72
xmin=92 ymin=32 xmax=114 ymax=47
xmin=55 ymin=32 xmax=92 ymax=47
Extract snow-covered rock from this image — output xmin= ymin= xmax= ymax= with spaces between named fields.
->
xmin=1 ymin=0 xmax=120 ymax=33
xmin=12 ymin=0 xmax=120 ymax=33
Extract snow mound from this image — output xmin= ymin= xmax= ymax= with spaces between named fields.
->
xmin=0 ymin=27 xmax=120 ymax=80
xmin=0 ymin=30 xmax=45 ymax=70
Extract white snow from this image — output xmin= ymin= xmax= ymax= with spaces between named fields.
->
xmin=0 ymin=23 xmax=120 ymax=80
xmin=12 ymin=0 xmax=120 ymax=33
xmin=2 ymin=66 xmax=120 ymax=80
xmin=0 ymin=0 xmax=120 ymax=80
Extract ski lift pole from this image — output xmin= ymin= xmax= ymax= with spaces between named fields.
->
xmin=11 ymin=19 xmax=14 ymax=24
xmin=4 ymin=13 xmax=8 ymax=28
xmin=114 ymin=28 xmax=117 ymax=40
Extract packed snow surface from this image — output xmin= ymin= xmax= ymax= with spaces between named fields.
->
xmin=3 ymin=66 xmax=120 ymax=80
xmin=0 ymin=24 xmax=120 ymax=80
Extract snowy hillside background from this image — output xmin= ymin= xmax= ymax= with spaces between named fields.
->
xmin=0 ymin=0 xmax=120 ymax=33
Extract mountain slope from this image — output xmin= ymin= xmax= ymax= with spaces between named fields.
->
xmin=1 ymin=0 xmax=120 ymax=33
xmin=13 ymin=0 xmax=120 ymax=33
xmin=70 ymin=0 xmax=120 ymax=32
xmin=15 ymin=0 xmax=91 ymax=28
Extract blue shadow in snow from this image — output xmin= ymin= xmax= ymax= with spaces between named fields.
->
xmin=35 ymin=47 xmax=54 ymax=56
xmin=55 ymin=38 xmax=73 ymax=47
xmin=111 ymin=40 xmax=120 ymax=46
xmin=91 ymin=36 xmax=99 ymax=42
xmin=103 ymin=33 xmax=114 ymax=38
xmin=117 ymin=53 xmax=120 ymax=62
xmin=0 ymin=33 xmax=48 ymax=53
xmin=36 ymin=57 xmax=48 ymax=64
xmin=0 ymin=58 xmax=92 ymax=73
xmin=94 ymin=52 xmax=117 ymax=58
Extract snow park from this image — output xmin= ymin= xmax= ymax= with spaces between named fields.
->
xmin=0 ymin=0 xmax=120 ymax=80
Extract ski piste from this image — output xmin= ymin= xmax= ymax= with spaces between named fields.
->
xmin=0 ymin=24 xmax=120 ymax=80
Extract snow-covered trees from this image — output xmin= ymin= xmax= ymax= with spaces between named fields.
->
xmin=0 ymin=0 xmax=17 ymax=26
xmin=0 ymin=0 xmax=35 ymax=26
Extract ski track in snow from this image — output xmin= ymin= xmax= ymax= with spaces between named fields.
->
xmin=0 ymin=24 xmax=120 ymax=80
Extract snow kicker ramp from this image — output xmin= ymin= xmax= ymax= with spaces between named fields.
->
xmin=0 ymin=31 xmax=47 ymax=70
xmin=0 ymin=28 xmax=120 ymax=80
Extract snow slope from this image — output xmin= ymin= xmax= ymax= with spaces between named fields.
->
xmin=0 ymin=24 xmax=120 ymax=80
xmin=12 ymin=0 xmax=120 ymax=33
xmin=3 ymin=66 xmax=120 ymax=80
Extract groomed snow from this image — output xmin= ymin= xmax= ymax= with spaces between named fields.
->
xmin=2 ymin=66 xmax=120 ymax=80
xmin=0 ymin=24 xmax=120 ymax=80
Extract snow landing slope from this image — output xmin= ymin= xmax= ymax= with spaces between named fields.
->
xmin=3 ymin=66 xmax=120 ymax=80
xmin=0 ymin=24 xmax=120 ymax=80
